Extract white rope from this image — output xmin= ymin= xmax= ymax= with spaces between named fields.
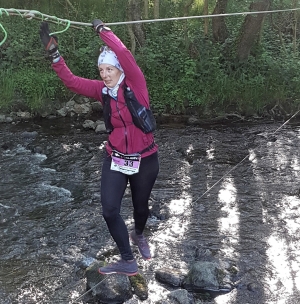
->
xmin=2 ymin=7 xmax=300 ymax=27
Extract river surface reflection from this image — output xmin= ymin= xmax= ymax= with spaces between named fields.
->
xmin=1 ymin=118 xmax=300 ymax=304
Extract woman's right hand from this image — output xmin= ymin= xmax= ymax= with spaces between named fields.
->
xmin=39 ymin=22 xmax=60 ymax=62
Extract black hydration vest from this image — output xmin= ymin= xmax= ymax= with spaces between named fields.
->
xmin=102 ymin=86 xmax=156 ymax=134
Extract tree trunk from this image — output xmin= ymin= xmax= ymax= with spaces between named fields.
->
xmin=212 ymin=0 xmax=229 ymax=42
xmin=292 ymin=0 xmax=298 ymax=54
xmin=203 ymin=0 xmax=209 ymax=36
xmin=236 ymin=0 xmax=270 ymax=61
xmin=271 ymin=19 xmax=286 ymax=55
xmin=128 ymin=0 xmax=145 ymax=54
xmin=154 ymin=0 xmax=159 ymax=19
xmin=144 ymin=0 xmax=149 ymax=19
xmin=183 ymin=0 xmax=194 ymax=45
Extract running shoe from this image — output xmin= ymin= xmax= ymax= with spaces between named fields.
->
xmin=130 ymin=231 xmax=151 ymax=260
xmin=99 ymin=259 xmax=138 ymax=276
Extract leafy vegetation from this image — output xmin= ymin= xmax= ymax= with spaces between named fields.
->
xmin=0 ymin=0 xmax=299 ymax=118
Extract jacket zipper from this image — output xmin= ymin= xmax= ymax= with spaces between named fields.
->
xmin=115 ymin=97 xmax=128 ymax=154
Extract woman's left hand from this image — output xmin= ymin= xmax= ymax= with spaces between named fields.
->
xmin=92 ymin=19 xmax=104 ymax=33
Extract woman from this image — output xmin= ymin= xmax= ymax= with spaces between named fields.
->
xmin=39 ymin=20 xmax=159 ymax=276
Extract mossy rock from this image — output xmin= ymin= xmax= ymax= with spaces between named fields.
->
xmin=129 ymin=273 xmax=148 ymax=300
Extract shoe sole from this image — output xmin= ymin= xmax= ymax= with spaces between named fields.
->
xmin=98 ymin=269 xmax=138 ymax=276
xmin=130 ymin=235 xmax=152 ymax=260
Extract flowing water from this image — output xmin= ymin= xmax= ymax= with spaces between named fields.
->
xmin=1 ymin=117 xmax=300 ymax=304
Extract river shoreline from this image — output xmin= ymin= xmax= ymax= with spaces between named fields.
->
xmin=0 ymin=107 xmax=297 ymax=129
xmin=1 ymin=93 xmax=299 ymax=128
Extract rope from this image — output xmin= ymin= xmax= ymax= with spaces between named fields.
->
xmin=0 ymin=7 xmax=300 ymax=46
xmin=0 ymin=23 xmax=7 ymax=44
xmin=0 ymin=8 xmax=72 ymax=46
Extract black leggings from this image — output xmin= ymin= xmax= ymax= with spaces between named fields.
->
xmin=101 ymin=151 xmax=159 ymax=260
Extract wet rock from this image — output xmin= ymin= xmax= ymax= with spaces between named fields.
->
xmin=85 ymin=261 xmax=148 ymax=302
xmin=183 ymin=261 xmax=223 ymax=291
xmin=56 ymin=99 xmax=92 ymax=117
xmin=181 ymin=261 xmax=233 ymax=299
xmin=82 ymin=120 xmax=96 ymax=130
xmin=155 ymin=267 xmax=185 ymax=287
xmin=91 ymin=101 xmax=102 ymax=112
xmin=0 ymin=115 xmax=13 ymax=123
xmin=75 ymin=256 xmax=98 ymax=270
xmin=95 ymin=121 xmax=106 ymax=133
xmin=57 ymin=108 xmax=68 ymax=117
xmin=167 ymin=289 xmax=196 ymax=304
xmin=16 ymin=111 xmax=32 ymax=119
xmin=187 ymin=116 xmax=200 ymax=125
xmin=86 ymin=261 xmax=133 ymax=303
xmin=66 ymin=100 xmax=76 ymax=108
xmin=21 ymin=131 xmax=38 ymax=139
xmin=73 ymin=96 xmax=90 ymax=104
xmin=73 ymin=103 xmax=91 ymax=115
xmin=0 ymin=115 xmax=6 ymax=123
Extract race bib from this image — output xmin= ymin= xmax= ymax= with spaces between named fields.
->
xmin=110 ymin=150 xmax=141 ymax=175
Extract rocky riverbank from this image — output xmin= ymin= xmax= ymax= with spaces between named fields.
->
xmin=1 ymin=94 xmax=295 ymax=131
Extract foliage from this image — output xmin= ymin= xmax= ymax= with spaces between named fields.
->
xmin=0 ymin=0 xmax=300 ymax=117
xmin=0 ymin=69 xmax=15 ymax=110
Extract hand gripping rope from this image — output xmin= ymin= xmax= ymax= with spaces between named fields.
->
xmin=1 ymin=7 xmax=300 ymax=46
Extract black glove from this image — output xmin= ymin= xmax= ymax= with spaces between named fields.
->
xmin=91 ymin=19 xmax=105 ymax=33
xmin=39 ymin=22 xmax=60 ymax=62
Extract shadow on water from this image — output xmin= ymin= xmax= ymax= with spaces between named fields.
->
xmin=1 ymin=118 xmax=300 ymax=303
xmin=149 ymin=122 xmax=300 ymax=304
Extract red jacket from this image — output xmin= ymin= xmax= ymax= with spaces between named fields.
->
xmin=52 ymin=30 xmax=158 ymax=158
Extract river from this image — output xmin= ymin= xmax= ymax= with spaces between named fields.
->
xmin=1 ymin=117 xmax=300 ymax=304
